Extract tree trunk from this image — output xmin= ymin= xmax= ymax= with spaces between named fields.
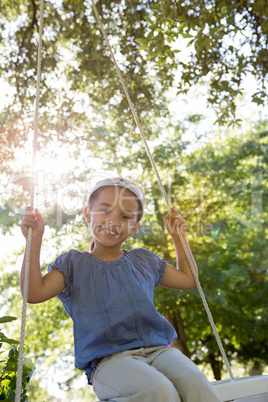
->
xmin=208 ymin=352 xmax=222 ymax=380
xmin=164 ymin=309 xmax=191 ymax=358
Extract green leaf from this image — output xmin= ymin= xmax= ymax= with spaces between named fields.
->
xmin=135 ymin=38 xmax=148 ymax=45
xmin=0 ymin=317 xmax=17 ymax=324
xmin=187 ymin=38 xmax=195 ymax=47
xmin=181 ymin=32 xmax=193 ymax=39
xmin=23 ymin=357 xmax=35 ymax=373
xmin=146 ymin=17 xmax=155 ymax=27
xmin=0 ymin=333 xmax=19 ymax=345
xmin=138 ymin=44 xmax=148 ymax=51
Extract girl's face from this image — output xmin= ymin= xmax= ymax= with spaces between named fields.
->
xmin=84 ymin=186 xmax=141 ymax=249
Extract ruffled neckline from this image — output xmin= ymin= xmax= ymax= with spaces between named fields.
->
xmin=85 ymin=250 xmax=129 ymax=265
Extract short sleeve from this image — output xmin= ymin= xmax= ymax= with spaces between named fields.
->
xmin=129 ymin=248 xmax=166 ymax=287
xmin=47 ymin=251 xmax=73 ymax=301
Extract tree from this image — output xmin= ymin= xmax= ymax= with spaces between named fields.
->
xmin=0 ymin=0 xmax=171 ymax=169
xmin=1 ymin=0 xmax=267 ymax=170
xmin=136 ymin=0 xmax=268 ymax=124
xmin=151 ymin=122 xmax=268 ymax=379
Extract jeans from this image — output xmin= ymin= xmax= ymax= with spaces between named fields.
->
xmin=91 ymin=346 xmax=222 ymax=401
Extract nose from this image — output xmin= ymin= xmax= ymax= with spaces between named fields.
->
xmin=106 ymin=209 xmax=120 ymax=226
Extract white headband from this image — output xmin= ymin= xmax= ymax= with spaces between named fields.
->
xmin=89 ymin=177 xmax=145 ymax=219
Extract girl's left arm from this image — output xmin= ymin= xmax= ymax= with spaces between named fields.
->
xmin=160 ymin=208 xmax=198 ymax=290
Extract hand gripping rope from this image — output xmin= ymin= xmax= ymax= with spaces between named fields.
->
xmin=90 ymin=0 xmax=235 ymax=381
xmin=15 ymin=0 xmax=45 ymax=400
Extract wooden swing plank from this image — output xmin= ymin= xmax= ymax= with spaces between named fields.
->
xmin=234 ymin=395 xmax=268 ymax=401
xmin=212 ymin=375 xmax=268 ymax=401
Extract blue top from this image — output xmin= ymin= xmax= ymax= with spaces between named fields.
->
xmin=48 ymin=248 xmax=177 ymax=382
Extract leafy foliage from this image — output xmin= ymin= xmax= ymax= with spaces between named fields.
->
xmin=154 ymin=125 xmax=268 ymax=378
xmin=137 ymin=0 xmax=268 ymax=124
xmin=0 ymin=0 xmax=267 ymax=172
xmin=0 ymin=316 xmax=35 ymax=401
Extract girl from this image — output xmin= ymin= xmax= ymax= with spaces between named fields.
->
xmin=21 ymin=177 xmax=221 ymax=402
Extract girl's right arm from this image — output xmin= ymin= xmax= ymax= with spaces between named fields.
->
xmin=21 ymin=207 xmax=66 ymax=303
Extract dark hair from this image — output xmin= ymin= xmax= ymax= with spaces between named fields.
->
xmin=88 ymin=188 xmax=102 ymax=251
xmin=87 ymin=185 xmax=143 ymax=252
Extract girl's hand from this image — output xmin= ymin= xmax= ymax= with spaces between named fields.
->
xmin=164 ymin=208 xmax=187 ymax=237
xmin=21 ymin=207 xmax=45 ymax=240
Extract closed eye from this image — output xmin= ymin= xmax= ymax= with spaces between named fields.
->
xmin=122 ymin=215 xmax=131 ymax=220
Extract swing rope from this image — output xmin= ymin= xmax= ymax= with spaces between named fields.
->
xmin=91 ymin=2 xmax=170 ymax=210
xmin=90 ymin=0 xmax=235 ymax=381
xmin=15 ymin=0 xmax=45 ymax=399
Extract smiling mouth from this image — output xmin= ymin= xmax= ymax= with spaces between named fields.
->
xmin=102 ymin=228 xmax=120 ymax=238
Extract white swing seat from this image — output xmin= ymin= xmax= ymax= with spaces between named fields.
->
xmin=212 ymin=375 xmax=268 ymax=401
